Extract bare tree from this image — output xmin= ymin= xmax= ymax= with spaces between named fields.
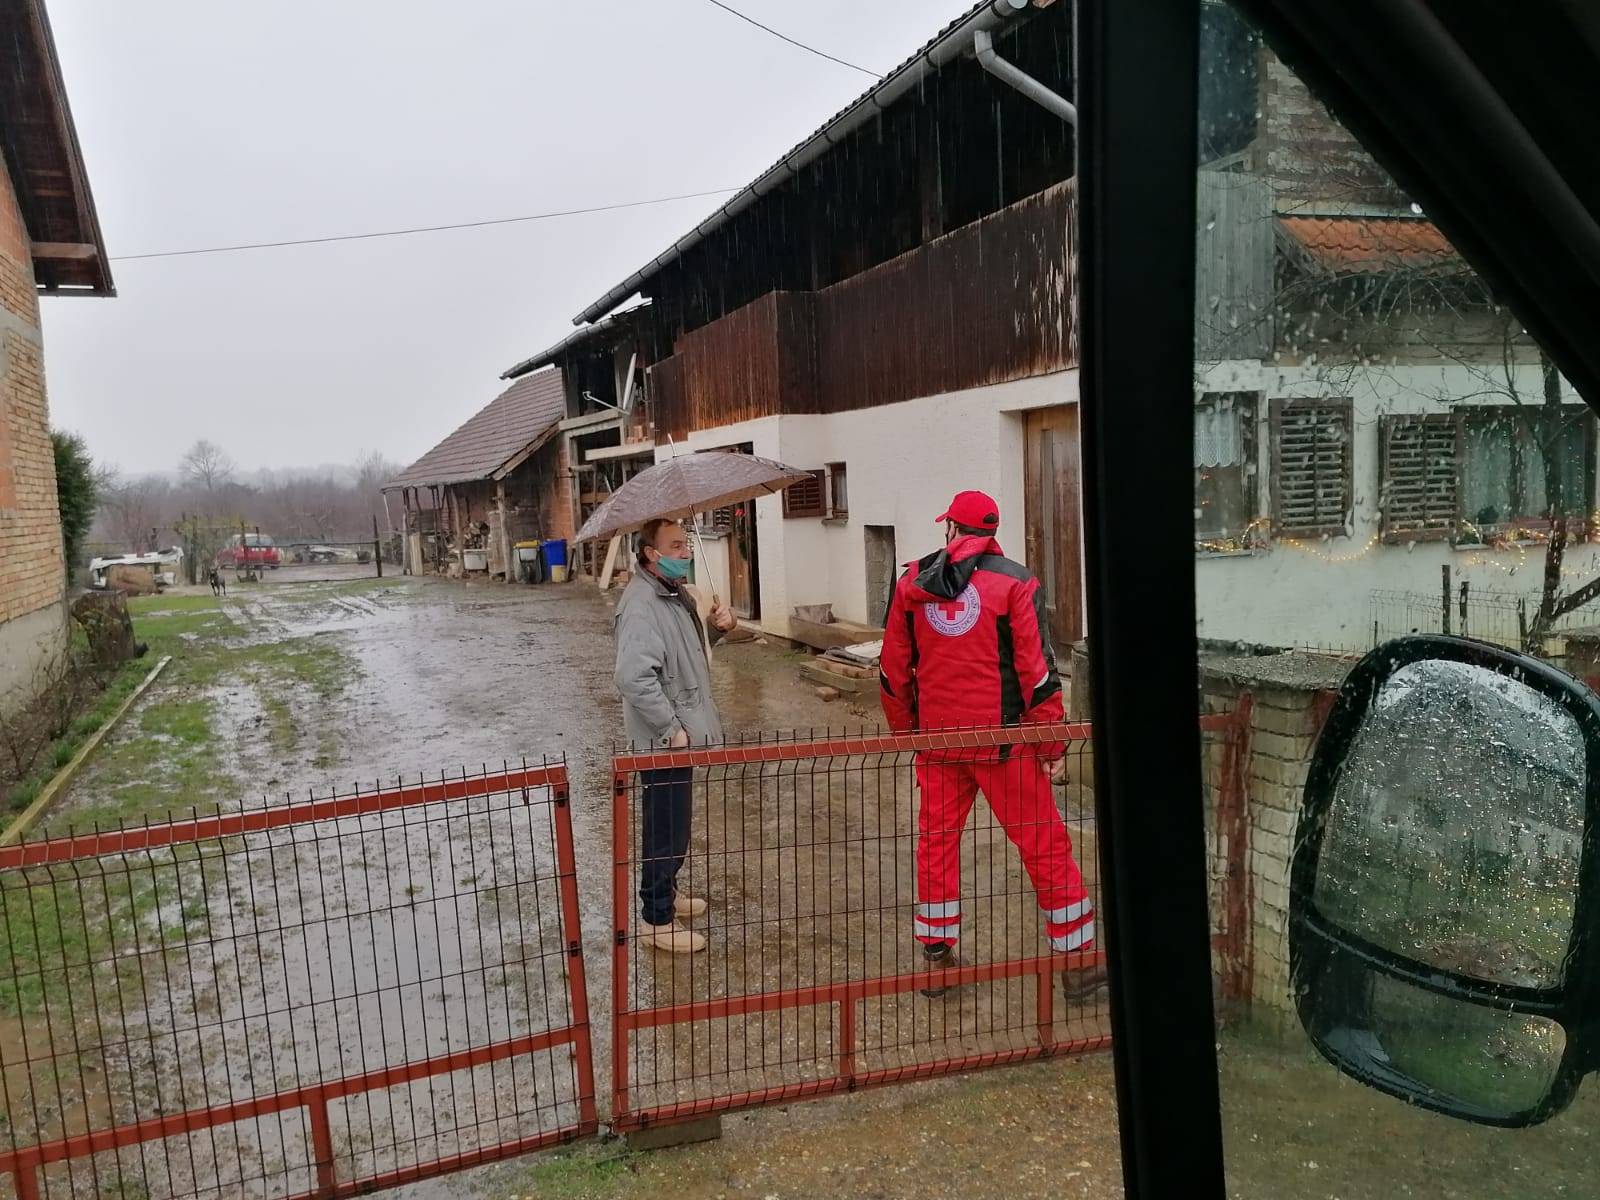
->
xmin=98 ymin=470 xmax=171 ymax=553
xmin=179 ymin=439 xmax=235 ymax=492
xmin=1262 ymin=241 xmax=1594 ymax=652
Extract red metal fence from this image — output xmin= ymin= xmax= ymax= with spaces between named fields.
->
xmin=609 ymin=715 xmax=1244 ymax=1131
xmin=0 ymin=761 xmax=595 ymax=1199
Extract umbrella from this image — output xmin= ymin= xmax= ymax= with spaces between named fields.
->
xmin=574 ymin=450 xmax=814 ymax=602
xmin=574 ymin=450 xmax=813 ymax=544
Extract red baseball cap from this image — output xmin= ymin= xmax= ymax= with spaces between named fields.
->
xmin=935 ymin=490 xmax=1000 ymax=530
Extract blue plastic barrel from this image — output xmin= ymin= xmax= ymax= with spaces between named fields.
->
xmin=541 ymin=539 xmax=568 ymax=569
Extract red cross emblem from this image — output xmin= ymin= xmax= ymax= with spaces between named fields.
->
xmin=924 ymin=584 xmax=982 ymax=636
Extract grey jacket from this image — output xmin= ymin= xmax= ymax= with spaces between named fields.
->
xmin=614 ymin=570 xmax=726 ymax=749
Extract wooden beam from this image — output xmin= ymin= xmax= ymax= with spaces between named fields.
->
xmin=584 ymin=441 xmax=656 ymax=463
xmin=598 ymin=535 xmax=622 ymax=591
xmin=31 ymin=241 xmax=96 ymax=259
xmin=491 ymin=422 xmax=562 ymax=481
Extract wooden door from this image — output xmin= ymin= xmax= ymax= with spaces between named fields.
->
xmin=707 ymin=442 xmax=760 ymax=620
xmin=1023 ymin=405 xmax=1085 ymax=649
xmin=727 ymin=500 xmax=759 ymax=619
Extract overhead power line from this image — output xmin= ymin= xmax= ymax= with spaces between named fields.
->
xmin=701 ymin=0 xmax=881 ymax=78
xmin=110 ymin=188 xmax=740 ymax=262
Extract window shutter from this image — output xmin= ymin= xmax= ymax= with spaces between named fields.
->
xmin=1271 ymin=399 xmax=1352 ymax=537
xmin=828 ymin=463 xmax=848 ymax=518
xmin=783 ymin=469 xmax=827 ymax=518
xmin=1381 ymin=414 xmax=1457 ymax=540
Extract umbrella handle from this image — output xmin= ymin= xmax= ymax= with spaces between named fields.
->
xmin=688 ymin=521 xmax=721 ymax=608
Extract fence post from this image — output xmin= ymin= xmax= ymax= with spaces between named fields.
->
xmin=373 ymin=514 xmax=383 ymax=578
xmin=1459 ymin=581 xmax=1471 ymax=637
xmin=307 ymin=1092 xmax=336 ymax=1196
xmin=11 ymin=1163 xmax=39 ymax=1200
xmin=612 ymin=767 xmax=632 ymax=1126
xmin=551 ymin=768 xmax=598 ymax=1132
xmin=1441 ymin=564 xmax=1452 ymax=635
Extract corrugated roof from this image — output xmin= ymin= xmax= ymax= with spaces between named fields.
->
xmin=572 ymin=0 xmax=1031 ymax=325
xmin=501 ymin=300 xmax=651 ymax=380
xmin=1279 ymin=216 xmax=1464 ymax=275
xmin=385 ymin=369 xmax=566 ymax=489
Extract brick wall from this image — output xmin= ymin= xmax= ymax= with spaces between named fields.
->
xmin=0 ymin=147 xmax=62 ymax=629
xmin=1257 ymin=51 xmax=1409 ymax=209
xmin=1201 ymin=655 xmax=1351 ymax=1017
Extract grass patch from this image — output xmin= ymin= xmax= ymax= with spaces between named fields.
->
xmin=1218 ymin=1018 xmax=1600 ymax=1198
xmin=1 ymin=656 xmax=151 ymax=819
xmin=35 ymin=591 xmax=352 ymax=836
xmin=2 ymin=585 xmax=359 ymax=1024
xmin=127 ymin=594 xmax=224 ymax=616
xmin=486 ymin=1143 xmax=636 ymax=1200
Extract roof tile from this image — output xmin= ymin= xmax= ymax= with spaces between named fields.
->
xmin=387 ymin=369 xmax=565 ymax=489
xmin=1279 ymin=216 xmax=1462 ymax=275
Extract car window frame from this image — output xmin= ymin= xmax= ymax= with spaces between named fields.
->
xmin=1079 ymin=1 xmax=1600 ymax=1197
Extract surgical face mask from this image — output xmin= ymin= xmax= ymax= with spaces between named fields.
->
xmin=654 ymin=554 xmax=692 ymax=581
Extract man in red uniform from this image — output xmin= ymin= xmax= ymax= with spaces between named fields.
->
xmin=879 ymin=490 xmax=1104 ymax=999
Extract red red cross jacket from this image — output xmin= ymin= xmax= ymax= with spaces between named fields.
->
xmin=878 ymin=534 xmax=1065 ymax=759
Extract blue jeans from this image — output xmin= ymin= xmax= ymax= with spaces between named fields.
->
xmin=639 ymin=767 xmax=693 ymax=926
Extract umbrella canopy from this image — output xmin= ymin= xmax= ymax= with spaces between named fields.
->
xmin=573 ymin=451 xmax=814 ymax=544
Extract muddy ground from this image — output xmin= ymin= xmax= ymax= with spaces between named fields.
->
xmin=6 ymin=575 xmax=1599 ymax=1198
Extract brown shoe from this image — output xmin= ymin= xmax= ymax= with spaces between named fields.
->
xmin=640 ymin=921 xmax=707 ymax=954
xmin=920 ymin=943 xmax=959 ymax=998
xmin=673 ymin=893 xmax=708 ymax=920
xmin=1062 ymin=963 xmax=1109 ymax=1003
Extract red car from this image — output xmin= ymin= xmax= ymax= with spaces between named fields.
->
xmin=215 ymin=532 xmax=280 ymax=570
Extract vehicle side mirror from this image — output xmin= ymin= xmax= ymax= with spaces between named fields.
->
xmin=1290 ymin=635 xmax=1600 ymax=1126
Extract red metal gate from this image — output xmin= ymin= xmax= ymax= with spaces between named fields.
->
xmin=0 ymin=760 xmax=596 ymax=1199
xmin=609 ymin=717 xmax=1241 ymax=1131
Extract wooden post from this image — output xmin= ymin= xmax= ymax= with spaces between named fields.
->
xmin=372 ymin=514 xmax=383 ymax=578
xmin=496 ymin=480 xmax=514 ymax=583
xmin=599 ymin=534 xmax=622 ymax=591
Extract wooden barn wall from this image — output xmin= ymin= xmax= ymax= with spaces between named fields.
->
xmin=646 ymin=181 xmax=1076 ymax=440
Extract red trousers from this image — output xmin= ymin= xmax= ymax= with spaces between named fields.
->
xmin=914 ymin=757 xmax=1094 ymax=952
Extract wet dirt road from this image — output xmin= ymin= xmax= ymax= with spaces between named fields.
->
xmin=4 ymin=576 xmax=1119 ymax=1200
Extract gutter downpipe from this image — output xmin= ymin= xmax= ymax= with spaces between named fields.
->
xmin=973 ymin=26 xmax=1078 ymax=125
xmin=571 ymin=0 xmax=1033 ymax=325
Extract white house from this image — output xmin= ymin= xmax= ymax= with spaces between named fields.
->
xmin=509 ymin=0 xmax=1600 ymax=662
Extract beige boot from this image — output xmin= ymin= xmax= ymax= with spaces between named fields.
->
xmin=673 ymin=893 xmax=708 ymax=920
xmin=640 ymin=921 xmax=707 ymax=954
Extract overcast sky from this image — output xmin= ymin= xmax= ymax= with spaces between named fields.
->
xmin=39 ymin=0 xmax=975 ymax=476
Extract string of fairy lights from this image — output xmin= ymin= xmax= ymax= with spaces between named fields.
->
xmin=1195 ymin=512 xmax=1600 ymax=580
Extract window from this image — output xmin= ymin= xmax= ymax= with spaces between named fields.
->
xmin=1457 ymin=407 xmax=1593 ymax=540
xmin=1379 ymin=414 xmax=1457 ymax=541
xmin=1270 ymin=398 xmax=1352 ymax=538
xmin=1380 ymin=408 xmax=1595 ymax=543
xmin=699 ymin=505 xmax=735 ymax=534
xmin=827 ymin=462 xmax=848 ymax=519
xmin=1194 ymin=392 xmax=1259 ymax=546
xmin=782 ymin=469 xmax=827 ymax=518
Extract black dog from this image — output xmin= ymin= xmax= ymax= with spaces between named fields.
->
xmin=209 ymin=567 xmax=227 ymax=597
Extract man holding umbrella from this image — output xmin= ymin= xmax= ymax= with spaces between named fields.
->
xmin=581 ymin=450 xmax=818 ymax=954
xmin=614 ymin=518 xmax=736 ymax=953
